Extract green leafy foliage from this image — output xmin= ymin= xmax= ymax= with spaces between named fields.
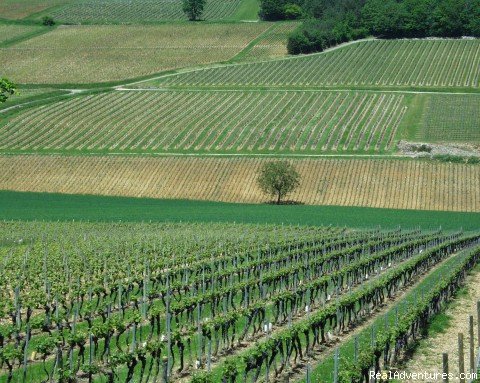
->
xmin=183 ymin=0 xmax=207 ymax=20
xmin=0 ymin=78 xmax=16 ymax=103
xmin=41 ymin=15 xmax=55 ymax=26
xmin=257 ymin=161 xmax=300 ymax=204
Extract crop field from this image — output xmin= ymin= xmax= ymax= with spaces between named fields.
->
xmin=241 ymin=22 xmax=300 ymax=61
xmin=139 ymin=39 xmax=480 ymax=89
xmin=0 ymin=24 xmax=270 ymax=84
xmin=0 ymin=0 xmax=72 ymax=19
xmin=0 ymin=24 xmax=45 ymax=46
xmin=0 ymin=220 xmax=479 ymax=383
xmin=1 ymin=155 xmax=478 ymax=212
xmin=414 ymin=94 xmax=480 ymax=143
xmin=50 ymin=0 xmax=246 ymax=23
xmin=0 ymin=90 xmax=407 ymax=153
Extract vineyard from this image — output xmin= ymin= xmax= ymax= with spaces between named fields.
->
xmin=0 ymin=24 xmax=45 ymax=46
xmin=50 ymin=0 xmax=246 ymax=23
xmin=0 ymin=90 xmax=407 ymax=154
xmin=0 ymin=24 xmax=270 ymax=84
xmin=138 ymin=39 xmax=480 ymax=89
xmin=0 ymin=221 xmax=479 ymax=383
xmin=0 ymin=155 xmax=478 ymax=212
xmin=413 ymin=94 xmax=480 ymax=143
xmin=240 ymin=22 xmax=300 ymax=61
xmin=0 ymin=0 xmax=72 ymax=19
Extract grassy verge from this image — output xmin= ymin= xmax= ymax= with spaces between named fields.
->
xmin=0 ymin=191 xmax=479 ymax=230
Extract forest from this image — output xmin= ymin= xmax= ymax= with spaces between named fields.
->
xmin=258 ymin=0 xmax=480 ymax=53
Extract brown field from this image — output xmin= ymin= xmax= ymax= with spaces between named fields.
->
xmin=0 ymin=0 xmax=72 ymax=19
xmin=0 ymin=155 xmax=478 ymax=212
xmin=0 ymin=23 xmax=270 ymax=83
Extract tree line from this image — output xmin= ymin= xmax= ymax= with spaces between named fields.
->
xmin=258 ymin=0 xmax=480 ymax=54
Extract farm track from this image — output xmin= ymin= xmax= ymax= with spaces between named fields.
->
xmin=0 ymin=155 xmax=478 ymax=212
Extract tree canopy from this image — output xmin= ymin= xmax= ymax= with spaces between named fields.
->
xmin=0 ymin=78 xmax=16 ymax=103
xmin=257 ymin=161 xmax=300 ymax=204
xmin=182 ymin=0 xmax=206 ymax=21
xmin=263 ymin=0 xmax=480 ymax=55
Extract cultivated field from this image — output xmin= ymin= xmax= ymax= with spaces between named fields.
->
xmin=138 ymin=39 xmax=480 ymax=89
xmin=241 ymin=22 xmax=300 ymax=61
xmin=0 ymin=90 xmax=407 ymax=153
xmin=51 ymin=0 xmax=247 ymax=23
xmin=0 ymin=220 xmax=479 ymax=382
xmin=0 ymin=24 xmax=45 ymax=45
xmin=0 ymin=155 xmax=478 ymax=212
xmin=0 ymin=0 xmax=72 ymax=19
xmin=0 ymin=23 xmax=271 ymax=84
xmin=413 ymin=94 xmax=480 ymax=143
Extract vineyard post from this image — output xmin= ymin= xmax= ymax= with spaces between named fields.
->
xmin=23 ymin=324 xmax=30 ymax=381
xmin=442 ymin=353 xmax=448 ymax=383
xmin=306 ymin=363 xmax=311 ymax=383
xmin=469 ymin=316 xmax=475 ymax=372
xmin=207 ymin=338 xmax=212 ymax=372
xmin=197 ymin=301 xmax=202 ymax=367
xmin=333 ymin=347 xmax=339 ymax=383
xmin=459 ymin=333 xmax=465 ymax=383
xmin=477 ymin=301 xmax=480 ymax=347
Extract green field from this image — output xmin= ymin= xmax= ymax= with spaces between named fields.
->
xmin=238 ymin=21 xmax=299 ymax=61
xmin=0 ymin=0 xmax=72 ymax=19
xmin=0 ymin=23 xmax=47 ymax=46
xmin=0 ymin=0 xmax=257 ymax=21
xmin=1 ymin=190 xmax=479 ymax=230
xmin=413 ymin=94 xmax=480 ymax=143
xmin=138 ymin=39 xmax=480 ymax=89
xmin=50 ymin=0 xmax=250 ymax=23
xmin=0 ymin=90 xmax=408 ymax=154
xmin=0 ymin=23 xmax=271 ymax=84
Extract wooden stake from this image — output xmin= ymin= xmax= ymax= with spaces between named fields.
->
xmin=459 ymin=333 xmax=465 ymax=383
xmin=442 ymin=353 xmax=449 ymax=383
xmin=470 ymin=315 xmax=475 ymax=372
xmin=477 ymin=301 xmax=480 ymax=347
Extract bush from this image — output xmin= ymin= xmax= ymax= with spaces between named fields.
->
xmin=42 ymin=16 xmax=55 ymax=26
xmin=283 ymin=3 xmax=303 ymax=19
xmin=259 ymin=0 xmax=288 ymax=20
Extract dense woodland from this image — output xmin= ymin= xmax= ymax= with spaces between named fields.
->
xmin=258 ymin=0 xmax=480 ymax=54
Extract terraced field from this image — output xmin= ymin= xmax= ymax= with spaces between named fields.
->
xmin=50 ymin=0 xmax=247 ymax=23
xmin=1 ymin=155 xmax=478 ymax=212
xmin=138 ymin=39 xmax=480 ymax=89
xmin=414 ymin=94 xmax=480 ymax=143
xmin=0 ymin=24 xmax=271 ymax=83
xmin=0 ymin=90 xmax=407 ymax=153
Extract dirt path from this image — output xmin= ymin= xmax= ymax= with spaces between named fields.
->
xmin=402 ymin=268 xmax=480 ymax=382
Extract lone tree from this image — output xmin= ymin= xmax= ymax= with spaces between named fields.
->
xmin=0 ymin=78 xmax=16 ymax=103
xmin=257 ymin=161 xmax=300 ymax=204
xmin=182 ymin=0 xmax=206 ymax=20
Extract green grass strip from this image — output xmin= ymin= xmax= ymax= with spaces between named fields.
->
xmin=0 ymin=191 xmax=479 ymax=230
